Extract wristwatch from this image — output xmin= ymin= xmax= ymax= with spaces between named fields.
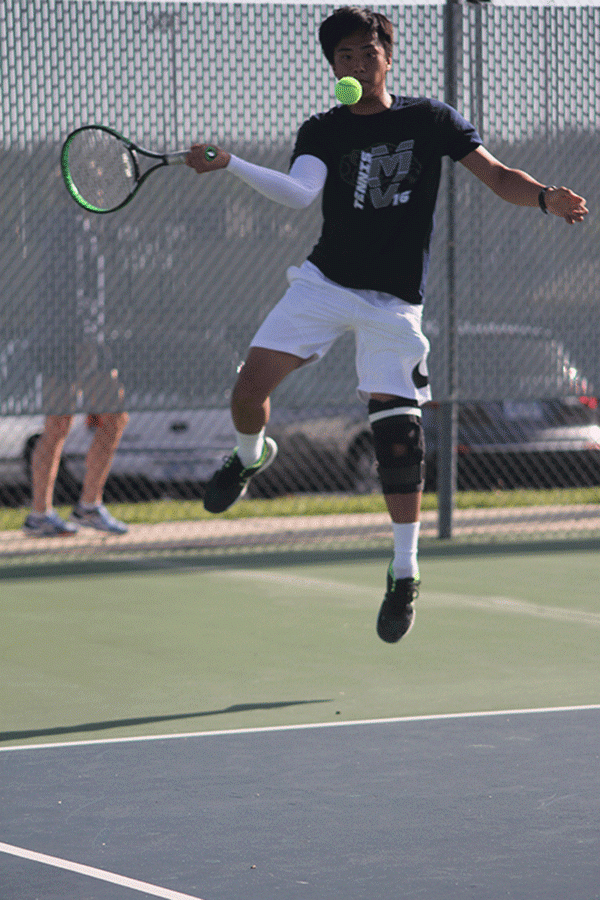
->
xmin=538 ymin=185 xmax=557 ymax=214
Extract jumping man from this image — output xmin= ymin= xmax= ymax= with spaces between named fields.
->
xmin=186 ymin=6 xmax=588 ymax=643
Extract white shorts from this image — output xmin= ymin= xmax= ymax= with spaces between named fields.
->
xmin=250 ymin=261 xmax=432 ymax=405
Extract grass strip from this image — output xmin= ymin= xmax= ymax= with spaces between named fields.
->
xmin=0 ymin=487 xmax=598 ymax=531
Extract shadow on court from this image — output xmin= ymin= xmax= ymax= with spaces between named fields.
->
xmin=0 ymin=700 xmax=331 ymax=745
xmin=1 ymin=707 xmax=599 ymax=900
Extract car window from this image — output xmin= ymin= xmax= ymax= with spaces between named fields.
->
xmin=502 ymin=401 xmax=544 ymax=421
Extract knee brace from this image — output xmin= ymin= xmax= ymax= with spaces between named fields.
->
xmin=368 ymin=399 xmax=425 ymax=494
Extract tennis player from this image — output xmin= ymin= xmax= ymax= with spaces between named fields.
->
xmin=187 ymin=6 xmax=588 ymax=643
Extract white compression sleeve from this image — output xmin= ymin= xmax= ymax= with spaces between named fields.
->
xmin=226 ymin=154 xmax=327 ymax=209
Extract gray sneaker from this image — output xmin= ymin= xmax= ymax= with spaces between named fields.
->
xmin=23 ymin=510 xmax=79 ymax=537
xmin=70 ymin=503 xmax=128 ymax=534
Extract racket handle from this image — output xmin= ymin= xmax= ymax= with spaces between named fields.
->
xmin=166 ymin=151 xmax=189 ymax=166
xmin=166 ymin=146 xmax=218 ymax=165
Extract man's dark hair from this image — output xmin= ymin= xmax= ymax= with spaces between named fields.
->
xmin=319 ymin=6 xmax=394 ymax=66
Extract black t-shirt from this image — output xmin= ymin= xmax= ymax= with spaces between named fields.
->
xmin=291 ymin=96 xmax=482 ymax=304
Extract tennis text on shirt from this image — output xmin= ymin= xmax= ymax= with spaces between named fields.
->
xmin=352 ymin=141 xmax=414 ymax=210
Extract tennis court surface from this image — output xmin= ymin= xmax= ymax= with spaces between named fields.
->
xmin=1 ymin=709 xmax=599 ymax=900
xmin=2 ymin=544 xmax=599 ymax=899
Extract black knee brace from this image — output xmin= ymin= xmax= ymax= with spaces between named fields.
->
xmin=368 ymin=398 xmax=425 ymax=494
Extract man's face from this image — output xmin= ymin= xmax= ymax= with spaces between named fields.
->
xmin=332 ymin=30 xmax=392 ymax=103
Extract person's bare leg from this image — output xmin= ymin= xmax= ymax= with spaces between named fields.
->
xmin=31 ymin=415 xmax=73 ymax=512
xmin=203 ymin=347 xmax=306 ymax=513
xmin=79 ymin=411 xmax=129 ymax=505
xmin=231 ymin=346 xmax=305 ymax=434
xmin=383 ymin=489 xmax=421 ymax=523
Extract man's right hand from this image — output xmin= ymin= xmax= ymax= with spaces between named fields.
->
xmin=185 ymin=143 xmax=231 ymax=173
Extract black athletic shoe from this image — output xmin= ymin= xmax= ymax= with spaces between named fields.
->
xmin=203 ymin=437 xmax=278 ymax=513
xmin=376 ymin=562 xmax=419 ymax=643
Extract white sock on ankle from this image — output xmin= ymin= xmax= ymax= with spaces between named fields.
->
xmin=392 ymin=521 xmax=420 ymax=579
xmin=235 ymin=428 xmax=265 ymax=467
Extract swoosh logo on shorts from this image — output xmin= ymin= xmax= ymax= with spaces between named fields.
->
xmin=412 ymin=362 xmax=429 ymax=389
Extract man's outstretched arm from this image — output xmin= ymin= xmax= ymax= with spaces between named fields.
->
xmin=460 ymin=146 xmax=588 ymax=225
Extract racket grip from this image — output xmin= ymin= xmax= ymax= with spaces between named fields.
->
xmin=166 ymin=151 xmax=189 ymax=165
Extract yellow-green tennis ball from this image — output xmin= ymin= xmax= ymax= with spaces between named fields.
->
xmin=335 ymin=77 xmax=363 ymax=105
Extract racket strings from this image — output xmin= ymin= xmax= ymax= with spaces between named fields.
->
xmin=65 ymin=130 xmax=137 ymax=212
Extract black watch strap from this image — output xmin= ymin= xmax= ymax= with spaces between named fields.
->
xmin=538 ymin=185 xmax=557 ymax=214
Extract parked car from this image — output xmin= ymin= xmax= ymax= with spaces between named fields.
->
xmin=255 ymin=396 xmax=600 ymax=496
xmin=438 ymin=397 xmax=600 ymax=490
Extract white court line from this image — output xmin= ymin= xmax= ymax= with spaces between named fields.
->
xmin=428 ymin=592 xmax=600 ymax=627
xmin=0 ymin=841 xmax=205 ymax=900
xmin=1 ymin=704 xmax=599 ymax=753
xmin=215 ymin=569 xmax=600 ymax=628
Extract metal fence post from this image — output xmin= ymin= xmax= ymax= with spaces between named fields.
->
xmin=438 ymin=0 xmax=462 ymax=539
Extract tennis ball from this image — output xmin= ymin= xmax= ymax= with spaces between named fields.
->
xmin=335 ymin=77 xmax=363 ymax=105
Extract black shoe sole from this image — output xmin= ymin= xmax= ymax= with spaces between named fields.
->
xmin=376 ymin=604 xmax=415 ymax=643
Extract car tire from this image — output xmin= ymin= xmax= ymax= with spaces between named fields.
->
xmin=346 ymin=431 xmax=380 ymax=494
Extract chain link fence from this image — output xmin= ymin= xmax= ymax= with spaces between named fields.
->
xmin=1 ymin=0 xmax=599 ymax=553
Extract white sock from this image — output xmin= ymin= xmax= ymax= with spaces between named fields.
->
xmin=235 ymin=428 xmax=265 ymax=467
xmin=392 ymin=521 xmax=420 ymax=579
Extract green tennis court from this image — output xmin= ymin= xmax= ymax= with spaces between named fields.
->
xmin=2 ymin=543 xmax=599 ymax=747
xmin=2 ymin=542 xmax=600 ymax=900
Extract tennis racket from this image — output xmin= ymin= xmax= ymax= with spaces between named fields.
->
xmin=61 ymin=125 xmax=217 ymax=214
